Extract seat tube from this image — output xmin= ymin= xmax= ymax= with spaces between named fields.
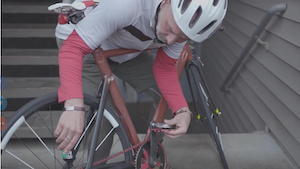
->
xmin=93 ymin=48 xmax=140 ymax=148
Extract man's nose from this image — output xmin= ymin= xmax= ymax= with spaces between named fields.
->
xmin=166 ymin=34 xmax=177 ymax=45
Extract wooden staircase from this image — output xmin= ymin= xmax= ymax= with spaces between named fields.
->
xmin=2 ymin=0 xmax=60 ymax=113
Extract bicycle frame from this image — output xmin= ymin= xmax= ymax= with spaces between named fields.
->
xmin=91 ymin=42 xmax=193 ymax=151
xmin=77 ymin=42 xmax=229 ymax=169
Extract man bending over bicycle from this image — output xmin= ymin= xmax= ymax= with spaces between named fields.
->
xmin=54 ymin=0 xmax=228 ymax=158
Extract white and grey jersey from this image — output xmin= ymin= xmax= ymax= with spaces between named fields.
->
xmin=73 ymin=0 xmax=186 ymax=63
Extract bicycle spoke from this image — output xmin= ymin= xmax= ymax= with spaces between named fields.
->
xmin=96 ymin=127 xmax=115 ymax=151
xmin=24 ymin=121 xmax=55 ymax=157
xmin=4 ymin=149 xmax=35 ymax=169
xmin=74 ymin=111 xmax=98 ymax=167
xmin=75 ymin=110 xmax=98 ymax=150
xmin=36 ymin=110 xmax=62 ymax=168
xmin=74 ymin=147 xmax=89 ymax=167
xmin=49 ymin=108 xmax=59 ymax=168
xmin=15 ymin=120 xmax=65 ymax=168
xmin=36 ymin=111 xmax=56 ymax=138
xmin=6 ymin=135 xmax=63 ymax=169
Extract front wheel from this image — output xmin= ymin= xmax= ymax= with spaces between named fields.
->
xmin=1 ymin=92 xmax=133 ymax=169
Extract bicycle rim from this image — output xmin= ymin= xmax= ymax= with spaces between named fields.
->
xmin=1 ymin=92 xmax=133 ymax=169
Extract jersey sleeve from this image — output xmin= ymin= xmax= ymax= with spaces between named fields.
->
xmin=153 ymin=48 xmax=188 ymax=114
xmin=58 ymin=30 xmax=93 ymax=103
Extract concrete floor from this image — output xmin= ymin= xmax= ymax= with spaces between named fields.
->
xmin=1 ymin=132 xmax=295 ymax=169
xmin=161 ymin=133 xmax=294 ymax=169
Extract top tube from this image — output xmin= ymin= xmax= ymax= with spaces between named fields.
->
xmin=100 ymin=48 xmax=141 ymax=58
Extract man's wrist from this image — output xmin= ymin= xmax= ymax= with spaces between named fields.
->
xmin=174 ymin=107 xmax=193 ymax=118
xmin=64 ymin=98 xmax=84 ymax=108
xmin=64 ymin=106 xmax=85 ymax=111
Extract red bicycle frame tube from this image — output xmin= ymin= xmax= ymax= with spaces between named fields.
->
xmin=92 ymin=42 xmax=193 ymax=151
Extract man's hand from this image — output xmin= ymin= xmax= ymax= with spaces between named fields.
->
xmin=54 ymin=98 xmax=85 ymax=153
xmin=163 ymin=108 xmax=192 ymax=139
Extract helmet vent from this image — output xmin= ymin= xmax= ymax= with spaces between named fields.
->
xmin=181 ymin=0 xmax=190 ymax=14
xmin=207 ymin=23 xmax=220 ymax=38
xmin=198 ymin=20 xmax=217 ymax=34
xmin=213 ymin=0 xmax=219 ymax=6
xmin=178 ymin=0 xmax=183 ymax=8
xmin=189 ymin=6 xmax=202 ymax=28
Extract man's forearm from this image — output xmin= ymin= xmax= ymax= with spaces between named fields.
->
xmin=153 ymin=48 xmax=188 ymax=113
xmin=58 ymin=30 xmax=93 ymax=103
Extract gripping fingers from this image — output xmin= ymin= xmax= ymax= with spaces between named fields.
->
xmin=58 ymin=137 xmax=72 ymax=153
xmin=57 ymin=129 xmax=82 ymax=153
xmin=54 ymin=123 xmax=63 ymax=138
xmin=56 ymin=128 xmax=68 ymax=144
xmin=164 ymin=128 xmax=185 ymax=139
xmin=64 ymin=134 xmax=81 ymax=153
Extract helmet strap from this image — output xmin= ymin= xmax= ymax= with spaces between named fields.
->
xmin=153 ymin=2 xmax=167 ymax=44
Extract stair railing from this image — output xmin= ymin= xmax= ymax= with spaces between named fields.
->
xmin=220 ymin=3 xmax=287 ymax=92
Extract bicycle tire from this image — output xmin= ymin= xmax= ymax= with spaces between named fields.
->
xmin=186 ymin=59 xmax=228 ymax=169
xmin=1 ymin=92 xmax=133 ymax=169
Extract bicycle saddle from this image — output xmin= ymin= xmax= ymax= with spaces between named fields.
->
xmin=48 ymin=0 xmax=99 ymax=14
xmin=48 ymin=0 xmax=99 ymax=24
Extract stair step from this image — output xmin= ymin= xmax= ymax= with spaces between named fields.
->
xmin=5 ymin=77 xmax=60 ymax=89
xmin=2 ymin=55 xmax=58 ymax=65
xmin=2 ymin=3 xmax=54 ymax=14
xmin=2 ymin=0 xmax=56 ymax=3
xmin=2 ymin=2 xmax=59 ymax=24
xmin=2 ymin=24 xmax=56 ymax=38
xmin=2 ymin=49 xmax=58 ymax=65
xmin=3 ymin=13 xmax=58 ymax=24
xmin=2 ymin=49 xmax=59 ymax=56
xmin=3 ymin=65 xmax=59 ymax=77
xmin=2 ymin=37 xmax=57 ymax=49
xmin=2 ymin=77 xmax=60 ymax=99
xmin=3 ymin=24 xmax=56 ymax=29
xmin=163 ymin=133 xmax=294 ymax=169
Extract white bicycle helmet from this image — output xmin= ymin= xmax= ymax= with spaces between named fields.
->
xmin=171 ymin=0 xmax=228 ymax=43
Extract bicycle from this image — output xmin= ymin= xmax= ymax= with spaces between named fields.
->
xmin=1 ymin=1 xmax=228 ymax=169
xmin=1 ymin=44 xmax=228 ymax=169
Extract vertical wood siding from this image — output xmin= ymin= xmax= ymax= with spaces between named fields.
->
xmin=199 ymin=0 xmax=300 ymax=167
